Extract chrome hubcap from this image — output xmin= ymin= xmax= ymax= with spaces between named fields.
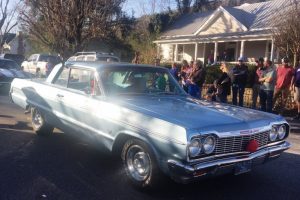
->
xmin=126 ymin=145 xmax=151 ymax=181
xmin=33 ymin=110 xmax=42 ymax=128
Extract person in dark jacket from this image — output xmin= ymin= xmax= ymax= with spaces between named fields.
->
xmin=231 ymin=56 xmax=248 ymax=106
xmin=251 ymin=57 xmax=264 ymax=109
xmin=187 ymin=60 xmax=206 ymax=98
xmin=169 ymin=62 xmax=179 ymax=81
xmin=217 ymin=62 xmax=231 ymax=103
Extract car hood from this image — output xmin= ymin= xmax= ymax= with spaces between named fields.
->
xmin=114 ymin=96 xmax=283 ymax=132
xmin=0 ymin=68 xmax=31 ymax=79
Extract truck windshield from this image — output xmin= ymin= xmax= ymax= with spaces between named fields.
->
xmin=39 ymin=55 xmax=61 ymax=64
xmin=99 ymin=66 xmax=186 ymax=96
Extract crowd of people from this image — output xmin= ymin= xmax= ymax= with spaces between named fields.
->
xmin=168 ymin=56 xmax=299 ymax=118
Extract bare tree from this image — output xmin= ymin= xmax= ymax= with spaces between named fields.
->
xmin=0 ymin=0 xmax=19 ymax=53
xmin=20 ymin=0 xmax=126 ymax=59
xmin=176 ymin=0 xmax=192 ymax=14
xmin=272 ymin=0 xmax=300 ymax=67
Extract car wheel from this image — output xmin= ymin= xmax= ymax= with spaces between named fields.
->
xmin=121 ymin=139 xmax=161 ymax=189
xmin=31 ymin=107 xmax=53 ymax=136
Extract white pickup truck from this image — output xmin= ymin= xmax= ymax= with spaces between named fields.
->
xmin=21 ymin=54 xmax=61 ymax=76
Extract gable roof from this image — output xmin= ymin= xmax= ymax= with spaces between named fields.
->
xmin=194 ymin=6 xmax=248 ymax=35
xmin=160 ymin=0 xmax=297 ymax=39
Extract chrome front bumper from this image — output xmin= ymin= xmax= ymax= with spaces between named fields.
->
xmin=167 ymin=141 xmax=291 ymax=183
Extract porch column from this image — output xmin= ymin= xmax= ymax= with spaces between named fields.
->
xmin=203 ymin=43 xmax=206 ymax=64
xmin=183 ymin=45 xmax=185 ymax=60
xmin=174 ymin=44 xmax=178 ymax=62
xmin=240 ymin=40 xmax=245 ymax=58
xmin=270 ymin=39 xmax=275 ymax=61
xmin=265 ymin=40 xmax=269 ymax=59
xmin=214 ymin=42 xmax=218 ymax=63
xmin=194 ymin=42 xmax=198 ymax=61
xmin=235 ymin=42 xmax=239 ymax=61
xmin=276 ymin=48 xmax=280 ymax=63
xmin=156 ymin=44 xmax=160 ymax=59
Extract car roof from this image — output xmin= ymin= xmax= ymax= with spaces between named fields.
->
xmin=65 ymin=62 xmax=167 ymax=71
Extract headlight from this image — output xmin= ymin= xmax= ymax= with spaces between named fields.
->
xmin=269 ymin=126 xmax=277 ymax=141
xmin=188 ymin=138 xmax=202 ymax=157
xmin=203 ymin=136 xmax=216 ymax=154
xmin=278 ymin=125 xmax=286 ymax=140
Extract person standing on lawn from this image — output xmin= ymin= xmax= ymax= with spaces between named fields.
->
xmin=251 ymin=57 xmax=264 ymax=109
xmin=259 ymin=60 xmax=276 ymax=113
xmin=187 ymin=60 xmax=206 ymax=98
xmin=292 ymin=65 xmax=300 ymax=119
xmin=231 ymin=56 xmax=248 ymax=107
xmin=216 ymin=62 xmax=231 ymax=103
xmin=273 ymin=57 xmax=294 ymax=114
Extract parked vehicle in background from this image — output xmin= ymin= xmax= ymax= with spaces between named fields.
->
xmin=21 ymin=54 xmax=62 ymax=76
xmin=10 ymin=62 xmax=290 ymax=189
xmin=0 ymin=53 xmax=25 ymax=66
xmin=0 ymin=58 xmax=31 ymax=93
xmin=66 ymin=52 xmax=120 ymax=63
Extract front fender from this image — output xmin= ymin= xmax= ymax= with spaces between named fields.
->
xmin=112 ymin=130 xmax=187 ymax=174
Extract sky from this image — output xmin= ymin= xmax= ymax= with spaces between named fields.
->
xmin=122 ymin=0 xmax=177 ymax=17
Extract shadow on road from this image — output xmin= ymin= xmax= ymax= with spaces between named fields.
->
xmin=0 ymin=121 xmax=32 ymax=131
xmin=0 ymin=114 xmax=13 ymax=118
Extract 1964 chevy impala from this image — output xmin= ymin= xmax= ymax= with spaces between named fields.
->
xmin=10 ymin=62 xmax=291 ymax=188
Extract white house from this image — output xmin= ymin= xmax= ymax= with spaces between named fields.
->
xmin=154 ymin=0 xmax=295 ymax=64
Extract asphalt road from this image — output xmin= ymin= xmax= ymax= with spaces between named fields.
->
xmin=0 ymin=94 xmax=300 ymax=200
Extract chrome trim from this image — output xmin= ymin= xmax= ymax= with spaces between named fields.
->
xmin=188 ymin=120 xmax=288 ymax=140
xmin=169 ymin=141 xmax=291 ymax=173
xmin=187 ymin=138 xmax=287 ymax=163
xmin=186 ymin=121 xmax=289 ymax=162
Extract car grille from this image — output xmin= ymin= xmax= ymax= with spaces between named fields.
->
xmin=215 ymin=131 xmax=270 ymax=155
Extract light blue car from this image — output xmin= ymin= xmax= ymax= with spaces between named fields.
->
xmin=10 ymin=62 xmax=291 ymax=188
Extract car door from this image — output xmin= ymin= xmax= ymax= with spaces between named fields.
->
xmin=51 ymin=66 xmax=104 ymax=138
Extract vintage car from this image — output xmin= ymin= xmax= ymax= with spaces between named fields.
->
xmin=9 ymin=62 xmax=291 ymax=188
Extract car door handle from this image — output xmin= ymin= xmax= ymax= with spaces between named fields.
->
xmin=56 ymin=94 xmax=64 ymax=98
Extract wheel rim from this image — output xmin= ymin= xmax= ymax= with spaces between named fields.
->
xmin=126 ymin=145 xmax=151 ymax=182
xmin=32 ymin=109 xmax=43 ymax=129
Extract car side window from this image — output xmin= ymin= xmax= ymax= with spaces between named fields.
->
xmin=86 ymin=55 xmax=95 ymax=61
xmin=31 ymin=55 xmax=38 ymax=62
xmin=76 ymin=55 xmax=85 ymax=61
xmin=68 ymin=68 xmax=99 ymax=95
xmin=27 ymin=55 xmax=34 ymax=62
xmin=53 ymin=67 xmax=70 ymax=87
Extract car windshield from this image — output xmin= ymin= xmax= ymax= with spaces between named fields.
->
xmin=97 ymin=56 xmax=119 ymax=62
xmin=39 ymin=55 xmax=61 ymax=63
xmin=99 ymin=66 xmax=186 ymax=96
xmin=0 ymin=60 xmax=21 ymax=70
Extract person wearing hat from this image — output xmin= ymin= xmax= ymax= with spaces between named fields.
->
xmin=230 ymin=56 xmax=248 ymax=107
xmin=251 ymin=57 xmax=265 ymax=109
xmin=273 ymin=57 xmax=294 ymax=114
